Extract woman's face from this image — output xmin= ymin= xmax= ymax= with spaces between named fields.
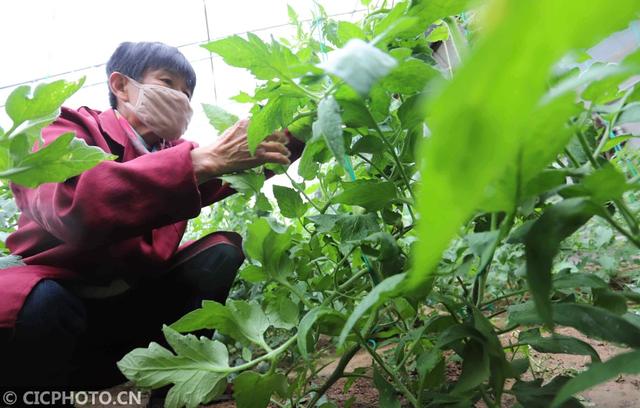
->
xmin=117 ymin=68 xmax=193 ymax=142
xmin=131 ymin=69 xmax=192 ymax=100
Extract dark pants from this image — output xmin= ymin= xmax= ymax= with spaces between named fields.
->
xmin=0 ymin=244 xmax=243 ymax=390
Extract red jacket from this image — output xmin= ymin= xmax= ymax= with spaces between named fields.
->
xmin=0 ymin=107 xmax=301 ymax=328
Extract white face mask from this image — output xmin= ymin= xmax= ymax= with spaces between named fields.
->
xmin=124 ymin=76 xmax=194 ymax=140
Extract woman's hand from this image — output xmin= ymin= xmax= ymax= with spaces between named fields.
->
xmin=190 ymin=119 xmax=291 ymax=184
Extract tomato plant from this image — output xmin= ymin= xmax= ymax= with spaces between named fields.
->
xmin=16 ymin=1 xmax=633 ymax=407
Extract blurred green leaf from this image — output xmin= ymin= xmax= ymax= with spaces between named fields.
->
xmin=409 ymin=0 xmax=640 ymax=293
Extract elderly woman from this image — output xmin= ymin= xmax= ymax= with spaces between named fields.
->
xmin=0 ymin=42 xmax=302 ymax=389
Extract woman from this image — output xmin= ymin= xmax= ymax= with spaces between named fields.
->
xmin=0 ymin=42 xmax=302 ymax=389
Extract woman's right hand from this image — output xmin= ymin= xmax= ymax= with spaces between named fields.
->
xmin=190 ymin=118 xmax=292 ymax=184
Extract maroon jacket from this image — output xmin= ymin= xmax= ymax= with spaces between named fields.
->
xmin=0 ymin=107 xmax=302 ymax=328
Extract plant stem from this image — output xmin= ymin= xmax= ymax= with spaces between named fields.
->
xmin=563 ymin=148 xmax=581 ymax=168
xmin=361 ymin=337 xmax=419 ymax=407
xmin=283 ymin=169 xmax=322 ymax=212
xmin=305 ymin=345 xmax=360 ymax=407
xmin=369 ymin=119 xmax=416 ymax=201
xmin=481 ymin=288 xmax=528 ymax=308
xmin=593 ymin=87 xmax=635 ymax=158
xmin=600 ymin=210 xmax=640 ymax=249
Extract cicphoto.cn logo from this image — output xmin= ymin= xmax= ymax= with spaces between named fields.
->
xmin=2 ymin=390 xmax=143 ymax=406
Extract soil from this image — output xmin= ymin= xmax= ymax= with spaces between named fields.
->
xmin=78 ymin=327 xmax=640 ymax=408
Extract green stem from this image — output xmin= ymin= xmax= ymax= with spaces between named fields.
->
xmin=305 ymin=345 xmax=360 ymax=407
xmin=481 ymin=288 xmax=528 ymax=308
xmin=284 ymin=76 xmax=321 ymax=101
xmin=369 ymin=119 xmax=416 ymax=200
xmin=593 ymin=87 xmax=635 ymax=158
xmin=362 ymin=337 xmax=419 ymax=407
xmin=600 ymin=210 xmax=640 ymax=249
xmin=283 ymin=169 xmax=322 ymax=212
xmin=563 ymin=148 xmax=581 ymax=168
xmin=575 ymin=130 xmax=599 ymax=168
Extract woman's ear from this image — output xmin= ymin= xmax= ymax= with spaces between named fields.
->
xmin=108 ymin=72 xmax=131 ymax=106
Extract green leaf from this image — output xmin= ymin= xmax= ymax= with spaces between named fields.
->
xmin=233 ymin=372 xmax=288 ymax=408
xmin=336 ymin=213 xmax=382 ymax=242
xmin=553 ymin=272 xmax=608 ymax=289
xmin=6 ymin=78 xmax=85 ymax=129
xmin=170 ymin=300 xmax=270 ymax=348
xmin=409 ymin=0 xmax=473 ymax=27
xmin=202 ymin=104 xmax=239 ymax=133
xmin=314 ymin=96 xmax=345 ymax=166
xmin=602 ymin=135 xmax=637 ymax=152
xmin=239 ymin=264 xmax=268 ymax=283
xmin=319 ymin=39 xmax=397 ymax=97
xmin=513 ymin=377 xmax=583 ymax=408
xmin=565 ymin=164 xmax=634 ymax=204
xmin=338 ymin=273 xmax=405 ymax=346
xmin=244 ymin=218 xmax=271 ymax=262
xmin=117 ymin=325 xmax=229 ymax=408
xmin=273 ymin=185 xmax=307 ymax=218
xmin=219 ymin=173 xmax=265 ymax=195
xmin=202 ymin=33 xmax=306 ymax=81
xmin=453 ymin=341 xmax=490 ymax=393
xmin=333 ymin=180 xmax=397 ymax=211
xmin=524 ymin=198 xmax=600 ymax=326
xmin=3 ymin=133 xmax=115 ymax=188
xmin=298 ymin=139 xmax=325 ymax=180
xmin=248 ymin=96 xmax=300 ymax=154
xmin=408 ymin=0 xmax=640 ymax=292
xmin=551 ymin=350 xmax=640 ymax=407
xmin=593 ymin=288 xmax=628 ymax=315
xmin=265 ymin=296 xmax=299 ymax=330
xmin=381 ymin=58 xmax=439 ymax=95
xmin=426 ymin=25 xmax=450 ymax=43
xmin=298 ymin=307 xmax=346 ymax=358
xmin=519 ymin=329 xmax=600 ymax=362
xmin=373 ymin=368 xmax=401 ymax=408
xmin=335 ymin=21 xmax=367 ymax=47
xmin=509 ymin=303 xmax=640 ymax=348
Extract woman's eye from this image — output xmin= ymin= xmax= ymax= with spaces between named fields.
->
xmin=161 ymin=78 xmax=173 ymax=85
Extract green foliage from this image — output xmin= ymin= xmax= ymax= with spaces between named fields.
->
xmin=119 ymin=2 xmax=640 ymax=407
xmin=0 ymin=77 xmax=114 ymax=189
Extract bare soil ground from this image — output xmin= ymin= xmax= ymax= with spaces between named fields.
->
xmin=79 ymin=327 xmax=640 ymax=408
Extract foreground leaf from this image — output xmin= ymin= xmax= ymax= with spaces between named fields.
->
xmin=409 ymin=0 xmax=640 ymax=293
xmin=6 ymin=78 xmax=85 ymax=129
xmin=117 ymin=325 xmax=229 ymax=408
xmin=2 ymin=133 xmax=115 ymax=188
